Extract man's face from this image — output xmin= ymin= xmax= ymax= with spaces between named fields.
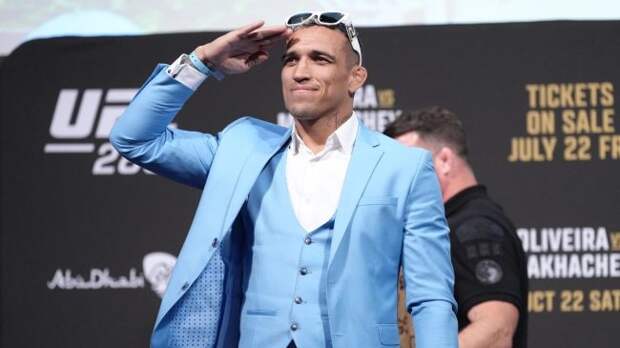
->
xmin=281 ymin=25 xmax=354 ymax=120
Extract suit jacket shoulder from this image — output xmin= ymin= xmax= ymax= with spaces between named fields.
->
xmin=372 ymin=130 xmax=433 ymax=174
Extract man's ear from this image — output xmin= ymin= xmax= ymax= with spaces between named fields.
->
xmin=348 ymin=65 xmax=368 ymax=96
xmin=435 ymin=146 xmax=454 ymax=176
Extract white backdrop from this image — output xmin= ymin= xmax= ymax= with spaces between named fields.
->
xmin=1 ymin=0 xmax=619 ymax=56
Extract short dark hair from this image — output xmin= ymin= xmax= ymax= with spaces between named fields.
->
xmin=384 ymin=106 xmax=469 ymax=159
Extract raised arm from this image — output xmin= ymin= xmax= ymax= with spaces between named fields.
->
xmin=109 ymin=22 xmax=290 ymax=188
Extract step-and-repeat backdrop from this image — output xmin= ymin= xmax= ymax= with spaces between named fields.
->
xmin=1 ymin=21 xmax=619 ymax=347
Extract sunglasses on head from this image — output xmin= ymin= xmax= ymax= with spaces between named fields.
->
xmin=285 ymin=11 xmax=363 ymax=65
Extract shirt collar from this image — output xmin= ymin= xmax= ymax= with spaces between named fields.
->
xmin=290 ymin=112 xmax=358 ymax=157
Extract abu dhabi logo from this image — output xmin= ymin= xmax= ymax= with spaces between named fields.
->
xmin=143 ymin=252 xmax=177 ymax=298
xmin=46 ymin=267 xmax=144 ymax=290
xmin=46 ymin=251 xmax=176 ymax=298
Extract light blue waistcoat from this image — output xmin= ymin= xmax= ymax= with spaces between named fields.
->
xmin=239 ymin=147 xmax=334 ymax=348
xmin=165 ymin=146 xmax=335 ymax=348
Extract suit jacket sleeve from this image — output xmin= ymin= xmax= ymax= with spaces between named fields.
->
xmin=109 ymin=64 xmax=219 ymax=189
xmin=402 ymin=151 xmax=458 ymax=347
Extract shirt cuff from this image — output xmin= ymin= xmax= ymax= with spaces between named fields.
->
xmin=166 ymin=54 xmax=208 ymax=91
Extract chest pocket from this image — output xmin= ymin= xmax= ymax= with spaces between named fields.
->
xmin=353 ymin=196 xmax=399 ymax=234
xmin=358 ymin=196 xmax=398 ymax=206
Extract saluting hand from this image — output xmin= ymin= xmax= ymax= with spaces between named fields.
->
xmin=194 ymin=21 xmax=291 ymax=75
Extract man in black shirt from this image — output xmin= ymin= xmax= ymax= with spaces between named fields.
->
xmin=385 ymin=106 xmax=528 ymax=348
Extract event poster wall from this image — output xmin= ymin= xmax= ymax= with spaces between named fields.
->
xmin=1 ymin=21 xmax=618 ymax=347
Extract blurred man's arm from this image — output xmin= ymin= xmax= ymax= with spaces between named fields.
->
xmin=459 ymin=301 xmax=519 ymax=348
xmin=451 ymin=216 xmax=525 ymax=348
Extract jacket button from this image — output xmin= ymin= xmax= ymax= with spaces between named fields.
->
xmin=299 ymin=267 xmax=308 ymax=275
xmin=290 ymin=322 xmax=299 ymax=331
xmin=211 ymin=238 xmax=218 ymax=248
xmin=304 ymin=237 xmax=312 ymax=245
xmin=294 ymin=296 xmax=303 ymax=304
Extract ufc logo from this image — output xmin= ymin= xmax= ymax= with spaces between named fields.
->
xmin=45 ymin=87 xmax=156 ymax=176
xmin=50 ymin=88 xmax=137 ymax=139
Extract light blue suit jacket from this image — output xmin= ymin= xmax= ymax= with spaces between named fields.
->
xmin=110 ymin=65 xmax=458 ymax=347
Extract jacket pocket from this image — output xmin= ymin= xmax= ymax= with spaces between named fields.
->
xmin=377 ymin=323 xmax=400 ymax=346
xmin=245 ymin=309 xmax=277 ymax=316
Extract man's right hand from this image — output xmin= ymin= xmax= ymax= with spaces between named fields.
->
xmin=194 ymin=21 xmax=291 ymax=75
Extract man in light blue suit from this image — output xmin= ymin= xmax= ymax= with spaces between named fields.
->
xmin=110 ymin=12 xmax=458 ymax=348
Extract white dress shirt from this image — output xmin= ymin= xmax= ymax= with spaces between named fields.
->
xmin=167 ymin=53 xmax=359 ymax=232
xmin=286 ymin=115 xmax=358 ymax=232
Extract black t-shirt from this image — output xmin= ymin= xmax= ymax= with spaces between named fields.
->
xmin=445 ymin=185 xmax=528 ymax=348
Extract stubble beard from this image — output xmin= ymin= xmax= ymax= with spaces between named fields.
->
xmin=287 ymin=103 xmax=322 ymax=122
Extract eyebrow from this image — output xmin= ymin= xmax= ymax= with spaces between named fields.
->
xmin=281 ymin=49 xmax=337 ymax=62
xmin=281 ymin=51 xmax=297 ymax=62
xmin=310 ymin=50 xmax=336 ymax=61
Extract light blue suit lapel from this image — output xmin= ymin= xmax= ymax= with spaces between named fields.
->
xmin=153 ymin=124 xmax=291 ymax=329
xmin=329 ymin=122 xmax=383 ymax=266
xmin=220 ymin=127 xmax=292 ymax=234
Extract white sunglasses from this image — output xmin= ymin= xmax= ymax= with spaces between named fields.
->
xmin=285 ymin=11 xmax=363 ymax=65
